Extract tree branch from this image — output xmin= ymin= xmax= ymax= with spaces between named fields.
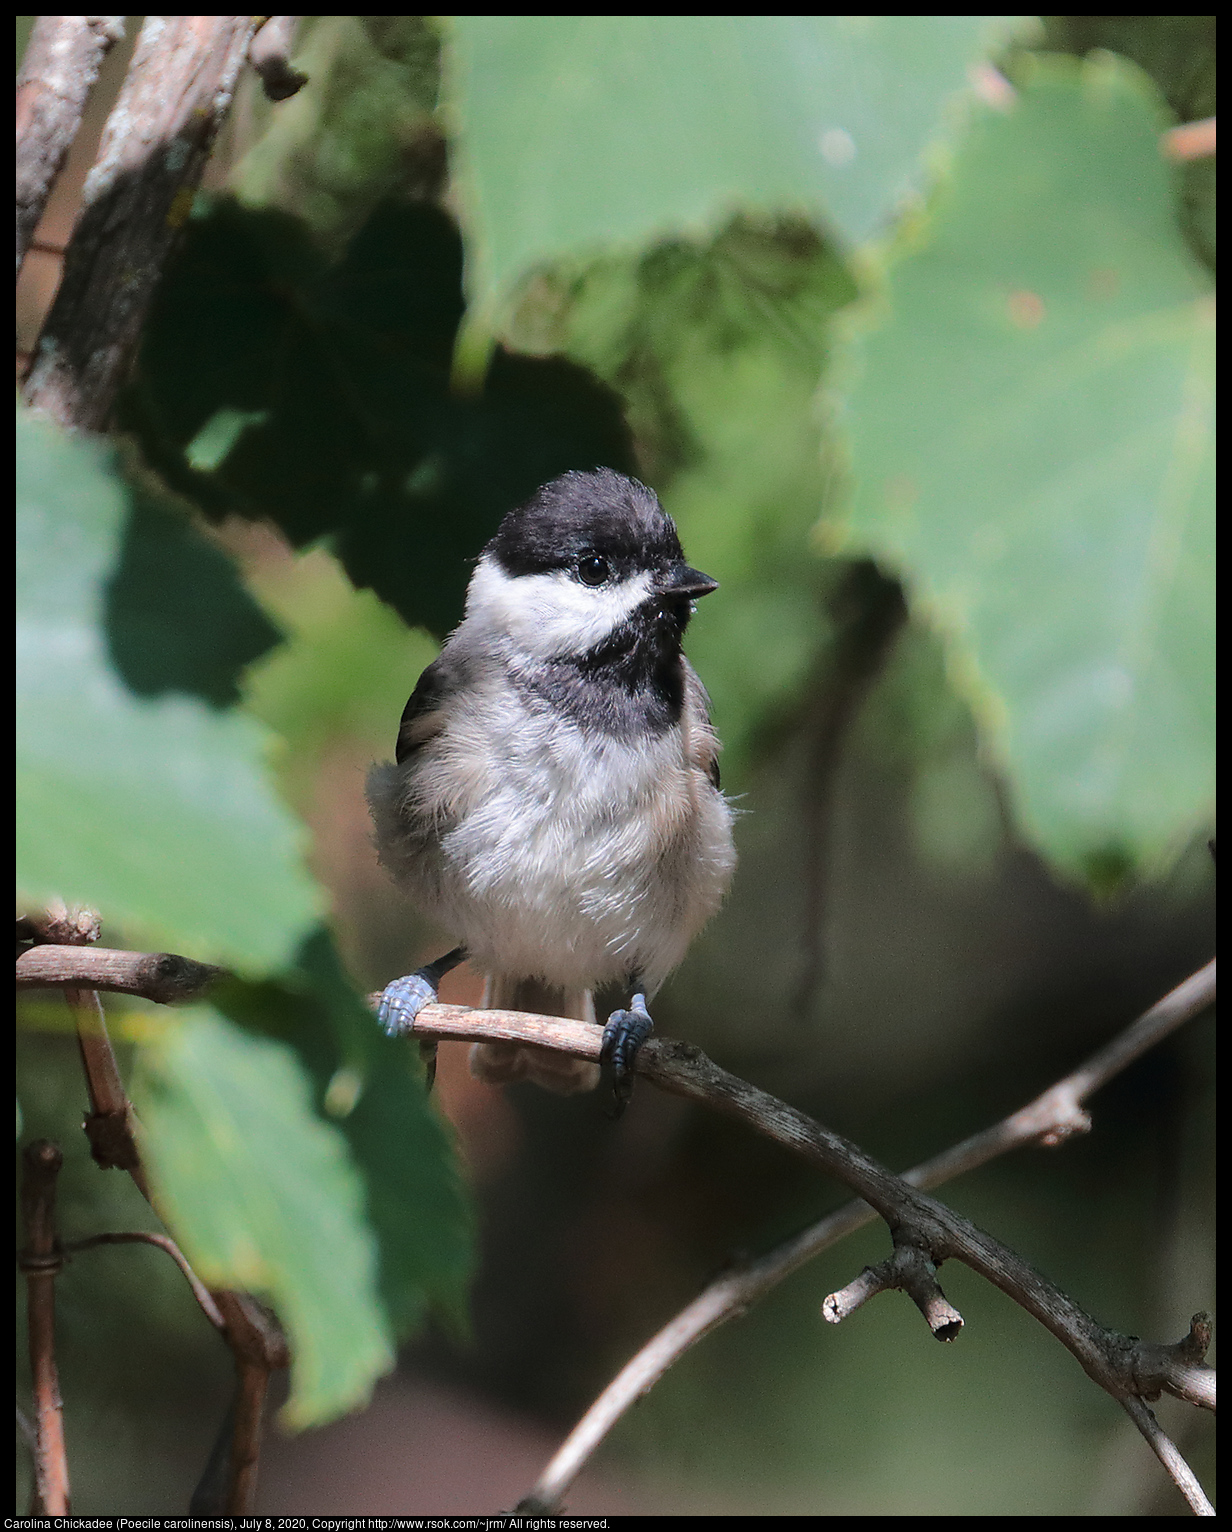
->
xmin=27 ymin=903 xmax=151 ymax=1191
xmin=515 ymin=959 xmax=1216 ymax=1511
xmin=21 ymin=16 xmax=257 ymax=428
xmin=1122 ymin=1397 xmax=1215 ymax=1516
xmin=17 ymin=943 xmax=225 ymax=1004
xmin=823 ymin=1240 xmax=964 ymax=1340
xmin=18 ymin=1140 xmax=71 ymax=1515
xmin=16 ymin=15 xmax=125 ymax=276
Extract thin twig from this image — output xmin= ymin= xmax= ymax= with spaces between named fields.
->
xmin=229 ymin=1362 xmax=272 ymax=1510
xmin=823 ymin=1241 xmax=964 ymax=1340
xmin=64 ymin=1232 xmax=226 ymax=1331
xmin=1162 ymin=117 xmax=1216 ymax=163
xmin=68 ymin=986 xmax=151 ymax=1192
xmin=16 ymin=15 xmax=125 ymax=275
xmin=197 ymin=1294 xmax=289 ymax=1514
xmin=1122 ymin=1397 xmax=1215 ymax=1516
xmin=17 ymin=943 xmax=225 ymax=1003
xmin=34 ymin=906 xmax=154 ymax=1196
xmin=18 ymin=1140 xmax=70 ymax=1515
xmin=249 ymin=17 xmax=308 ymax=102
xmin=519 ymin=960 xmax=1216 ymax=1511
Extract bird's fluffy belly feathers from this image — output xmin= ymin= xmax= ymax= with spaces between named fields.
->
xmin=367 ymin=676 xmax=734 ymax=995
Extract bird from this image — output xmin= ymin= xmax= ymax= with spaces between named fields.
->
xmin=366 ymin=467 xmax=736 ymax=1107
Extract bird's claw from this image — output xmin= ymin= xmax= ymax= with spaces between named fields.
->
xmin=601 ymin=992 xmax=654 ymax=1115
xmin=376 ymin=971 xmax=439 ymax=1039
xmin=377 ymin=946 xmax=466 ymax=1040
xmin=377 ymin=948 xmax=466 ymax=1092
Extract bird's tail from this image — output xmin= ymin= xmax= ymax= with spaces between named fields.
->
xmin=469 ymin=975 xmax=601 ymax=1095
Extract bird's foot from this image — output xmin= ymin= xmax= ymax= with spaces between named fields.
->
xmin=377 ymin=971 xmax=439 ymax=1038
xmin=601 ymin=992 xmax=654 ymax=1115
xmin=376 ymin=947 xmax=466 ymax=1091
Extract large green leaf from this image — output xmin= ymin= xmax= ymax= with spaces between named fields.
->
xmin=829 ymin=54 xmax=1215 ymax=883
xmin=104 ymin=463 xmax=283 ymax=708
xmin=16 ymin=408 xmax=321 ymax=967
xmin=132 ymin=1006 xmax=394 ymax=1428
xmin=211 ymin=930 xmax=475 ymax=1340
xmin=448 ymin=16 xmax=1023 ymax=321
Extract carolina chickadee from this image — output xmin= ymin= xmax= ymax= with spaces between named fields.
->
xmin=366 ymin=468 xmax=736 ymax=1105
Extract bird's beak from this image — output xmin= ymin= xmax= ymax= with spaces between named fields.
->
xmin=660 ymin=562 xmax=719 ymax=598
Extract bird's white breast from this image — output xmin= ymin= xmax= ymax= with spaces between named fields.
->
xmin=370 ymin=662 xmax=734 ymax=995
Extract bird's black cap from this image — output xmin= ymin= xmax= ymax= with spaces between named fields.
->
xmin=486 ymin=468 xmax=687 ymax=581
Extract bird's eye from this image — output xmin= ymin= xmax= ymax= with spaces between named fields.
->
xmin=577 ymin=554 xmax=610 ymax=586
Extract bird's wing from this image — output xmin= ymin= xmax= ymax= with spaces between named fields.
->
xmin=394 ymin=655 xmax=453 ymax=764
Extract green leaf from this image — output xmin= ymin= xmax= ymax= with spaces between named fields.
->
xmin=16 ymin=407 xmax=321 ymax=968
xmin=829 ymin=54 xmax=1215 ymax=883
xmin=1036 ymin=18 xmax=1216 ymax=274
xmin=448 ymin=16 xmax=1024 ymax=320
xmin=132 ymin=1007 xmax=394 ymax=1428
xmin=210 ymin=929 xmax=475 ymax=1340
xmin=104 ymin=461 xmax=283 ymax=708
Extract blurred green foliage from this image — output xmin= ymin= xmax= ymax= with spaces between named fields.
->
xmin=832 ymin=53 xmax=1214 ymax=886
xmin=134 ymin=1003 xmax=394 ymax=1429
xmin=133 ymin=934 xmax=472 ymax=1429
xmin=506 ymin=216 xmax=861 ymax=779
xmin=1041 ymin=15 xmax=1216 ymax=272
xmin=447 ymin=16 xmax=1027 ymax=322
xmin=16 ymin=409 xmax=321 ymax=970
xmin=210 ymin=932 xmax=473 ymax=1346
xmin=17 ymin=13 xmax=1215 ymax=1517
xmin=105 ymin=467 xmax=283 ymax=709
xmin=230 ymin=17 xmax=445 ymax=256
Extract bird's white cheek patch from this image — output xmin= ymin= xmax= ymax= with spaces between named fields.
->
xmin=467 ymin=557 xmax=653 ymax=658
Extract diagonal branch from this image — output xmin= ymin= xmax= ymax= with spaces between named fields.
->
xmin=16 ymin=15 xmax=125 ymax=275
xmin=1122 ymin=1397 xmax=1215 ymax=1516
xmin=20 ymin=15 xmax=257 ymax=428
xmin=515 ymin=959 xmax=1215 ymax=1511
